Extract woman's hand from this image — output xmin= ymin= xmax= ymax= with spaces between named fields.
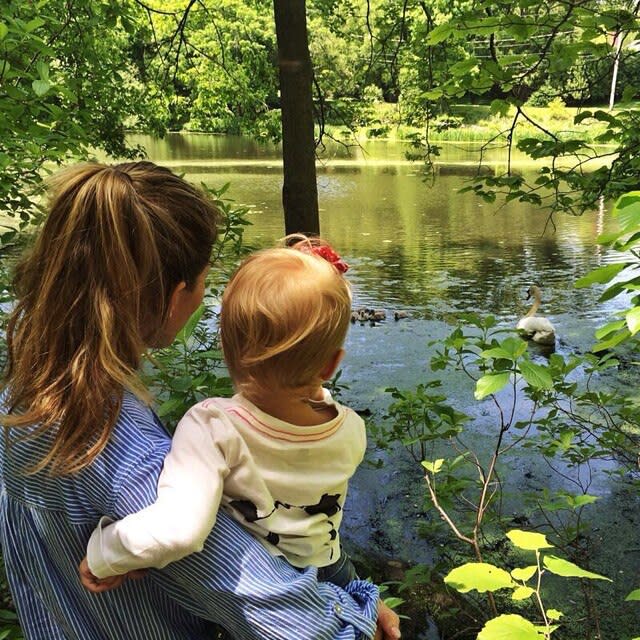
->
xmin=78 ymin=556 xmax=146 ymax=593
xmin=374 ymin=600 xmax=401 ymax=639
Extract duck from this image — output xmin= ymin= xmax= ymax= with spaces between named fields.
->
xmin=393 ymin=310 xmax=409 ymax=321
xmin=351 ymin=308 xmax=387 ymax=324
xmin=516 ymin=285 xmax=556 ymax=346
xmin=351 ymin=309 xmax=368 ymax=324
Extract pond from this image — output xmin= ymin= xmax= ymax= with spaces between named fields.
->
xmin=131 ymin=133 xmax=637 ymax=639
xmin=131 ymin=132 xmax=625 ymax=405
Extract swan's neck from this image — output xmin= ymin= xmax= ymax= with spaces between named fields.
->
xmin=525 ymin=289 xmax=542 ymax=317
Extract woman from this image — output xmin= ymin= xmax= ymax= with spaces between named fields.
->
xmin=0 ymin=161 xmax=400 ymax=639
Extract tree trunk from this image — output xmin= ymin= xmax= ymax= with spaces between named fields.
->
xmin=273 ymin=0 xmax=319 ymax=236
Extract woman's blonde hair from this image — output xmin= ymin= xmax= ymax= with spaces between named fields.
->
xmin=220 ymin=237 xmax=352 ymax=398
xmin=2 ymin=161 xmax=218 ymax=474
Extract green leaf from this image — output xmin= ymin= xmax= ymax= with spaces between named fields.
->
xmin=0 ymin=23 xmax=8 ymax=40
xmin=511 ymin=586 xmax=535 ymax=600
xmin=475 ymin=372 xmax=510 ymax=400
xmin=0 ymin=610 xmax=17 ymax=621
xmin=477 ymin=614 xmax=539 ymax=640
xmin=614 ymin=191 xmax=640 ymax=232
xmin=595 ymin=230 xmax=622 ymax=245
xmin=444 ymin=563 xmax=514 ymax=593
xmin=490 ymin=99 xmax=511 ymax=117
xmin=625 ymin=588 xmax=640 ymax=601
xmin=25 ymin=17 xmax=45 ymax=32
xmin=502 ymin=336 xmax=528 ymax=359
xmin=170 ymin=375 xmax=195 ymax=392
xmin=626 ymin=307 xmax=640 ymax=335
xmin=32 ymin=79 xmax=51 ymax=96
xmin=519 ymin=361 xmax=553 ymax=390
xmin=595 ymin=319 xmax=626 ymax=340
xmin=511 ymin=566 xmax=537 ymax=582
xmin=450 ymin=57 xmax=479 ymax=76
xmin=422 ymin=459 xmax=444 ymax=474
xmin=157 ymin=396 xmax=186 ymax=418
xmin=36 ymin=60 xmax=49 ymax=81
xmin=546 ymin=609 xmax=563 ymax=620
xmin=176 ymin=304 xmax=205 ymax=341
xmin=574 ymin=111 xmax=593 ymax=124
xmin=571 ymin=494 xmax=599 ymax=508
xmin=621 ymin=85 xmax=636 ymax=103
xmin=613 ymin=231 xmax=640 ymax=251
xmin=382 ymin=597 xmax=405 ymax=609
xmin=543 ymin=555 xmax=611 ymax=581
xmin=507 ymin=529 xmax=553 ymax=551
xmin=592 ymin=328 xmax=631 ymax=353
xmin=423 ymin=88 xmax=444 ymax=100
xmin=575 ymin=263 xmax=626 ymax=288
xmin=425 ymin=23 xmax=454 ymax=45
xmin=481 ymin=347 xmax=514 ymax=361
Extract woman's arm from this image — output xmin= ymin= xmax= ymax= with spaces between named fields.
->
xmin=107 ymin=439 xmax=380 ymax=639
xmin=150 ymin=509 xmax=380 ymax=640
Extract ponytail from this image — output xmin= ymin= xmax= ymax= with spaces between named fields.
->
xmin=2 ymin=161 xmax=218 ymax=474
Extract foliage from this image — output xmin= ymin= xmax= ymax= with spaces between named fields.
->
xmin=397 ymin=0 xmax=640 ymax=215
xmin=139 ymin=0 xmax=279 ymax=137
xmin=445 ymin=529 xmax=610 ymax=640
xmin=576 ymin=190 xmax=640 ymax=352
xmin=6 ymin=0 xmax=640 ymax=223
xmin=395 ymin=318 xmax=637 ymax=633
xmin=374 ymin=382 xmax=468 ymax=464
xmin=0 ymin=0 xmax=163 ymax=242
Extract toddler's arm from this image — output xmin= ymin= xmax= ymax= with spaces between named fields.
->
xmin=84 ymin=404 xmax=231 ymax=581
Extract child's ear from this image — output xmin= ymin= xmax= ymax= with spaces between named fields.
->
xmin=320 ymin=349 xmax=345 ymax=381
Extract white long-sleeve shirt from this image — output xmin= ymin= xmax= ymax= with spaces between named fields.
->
xmin=87 ymin=390 xmax=367 ymax=578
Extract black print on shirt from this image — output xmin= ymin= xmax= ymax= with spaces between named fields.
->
xmin=229 ymin=494 xmax=342 ymax=553
xmin=266 ymin=531 xmax=280 ymax=546
xmin=302 ymin=493 xmax=341 ymax=517
xmin=228 ymin=499 xmax=263 ymax=523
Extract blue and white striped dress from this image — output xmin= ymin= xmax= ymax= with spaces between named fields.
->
xmin=0 ymin=392 xmax=378 ymax=639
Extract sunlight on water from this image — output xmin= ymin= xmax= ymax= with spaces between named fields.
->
xmin=129 ymin=132 xmax=627 ymax=399
xmin=130 ymin=133 xmax=620 ymax=322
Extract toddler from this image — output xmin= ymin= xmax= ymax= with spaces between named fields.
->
xmin=80 ymin=235 xmax=365 ymax=590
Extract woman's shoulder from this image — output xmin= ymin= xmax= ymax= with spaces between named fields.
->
xmin=105 ymin=392 xmax=171 ymax=454
xmin=74 ymin=393 xmax=172 ymax=509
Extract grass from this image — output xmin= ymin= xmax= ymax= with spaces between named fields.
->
xmin=324 ymin=101 xmax=613 ymax=145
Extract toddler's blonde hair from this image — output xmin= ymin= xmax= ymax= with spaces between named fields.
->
xmin=220 ymin=238 xmax=352 ymax=398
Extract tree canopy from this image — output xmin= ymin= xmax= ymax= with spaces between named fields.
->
xmin=2 ymin=0 xmax=640 ymax=239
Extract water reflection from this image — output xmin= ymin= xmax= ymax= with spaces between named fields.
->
xmin=129 ymin=133 xmax=622 ymax=346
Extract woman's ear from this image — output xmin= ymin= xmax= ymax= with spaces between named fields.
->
xmin=167 ymin=281 xmax=188 ymax=321
xmin=153 ymin=281 xmax=188 ymax=348
xmin=320 ymin=349 xmax=345 ymax=381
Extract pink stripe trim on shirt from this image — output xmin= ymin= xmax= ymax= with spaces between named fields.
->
xmin=225 ymin=405 xmax=344 ymax=442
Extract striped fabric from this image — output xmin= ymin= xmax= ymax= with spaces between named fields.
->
xmin=0 ymin=392 xmax=378 ymax=639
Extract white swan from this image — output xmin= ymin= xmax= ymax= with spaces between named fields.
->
xmin=516 ymin=285 xmax=556 ymax=346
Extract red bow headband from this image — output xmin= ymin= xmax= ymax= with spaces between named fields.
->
xmin=285 ymin=234 xmax=349 ymax=274
xmin=308 ymin=244 xmax=349 ymax=274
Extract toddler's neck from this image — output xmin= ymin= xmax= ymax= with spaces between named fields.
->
xmin=244 ymin=387 xmax=337 ymax=426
